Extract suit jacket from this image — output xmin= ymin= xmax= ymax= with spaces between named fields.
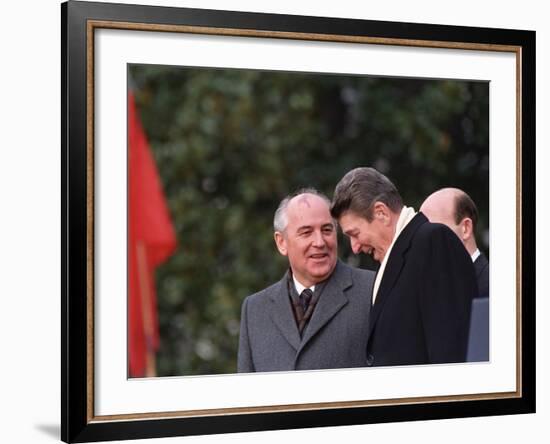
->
xmin=238 ymin=260 xmax=375 ymax=372
xmin=474 ymin=252 xmax=489 ymax=298
xmin=365 ymin=213 xmax=476 ymax=367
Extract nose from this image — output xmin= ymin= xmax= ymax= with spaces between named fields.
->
xmin=351 ymin=238 xmax=361 ymax=254
xmin=312 ymin=230 xmax=326 ymax=247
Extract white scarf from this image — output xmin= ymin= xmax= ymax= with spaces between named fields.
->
xmin=372 ymin=206 xmax=416 ymax=304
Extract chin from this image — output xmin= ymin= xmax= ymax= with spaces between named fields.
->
xmin=375 ymin=252 xmax=386 ymax=262
xmin=310 ymin=267 xmax=329 ymax=277
xmin=310 ymin=264 xmax=334 ymax=279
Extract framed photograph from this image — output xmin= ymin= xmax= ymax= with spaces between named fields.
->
xmin=62 ymin=0 xmax=535 ymax=442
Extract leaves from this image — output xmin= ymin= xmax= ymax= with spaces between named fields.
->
xmin=130 ymin=65 xmax=489 ymax=376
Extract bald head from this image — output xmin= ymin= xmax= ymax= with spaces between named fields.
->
xmin=420 ymin=188 xmax=479 ymax=255
xmin=421 ymin=188 xmax=461 ymax=228
xmin=274 ymin=188 xmax=332 ymax=233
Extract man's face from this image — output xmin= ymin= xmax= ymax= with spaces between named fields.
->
xmin=339 ymin=209 xmax=394 ymax=263
xmin=275 ymin=194 xmax=337 ymax=287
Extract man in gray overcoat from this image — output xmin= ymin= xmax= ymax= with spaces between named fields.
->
xmin=238 ymin=189 xmax=375 ymax=373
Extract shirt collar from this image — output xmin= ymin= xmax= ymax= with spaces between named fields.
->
xmin=471 ymin=248 xmax=481 ymax=262
xmin=292 ymin=274 xmax=315 ymax=295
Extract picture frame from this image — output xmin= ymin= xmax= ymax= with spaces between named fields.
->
xmin=61 ymin=0 xmax=536 ymax=442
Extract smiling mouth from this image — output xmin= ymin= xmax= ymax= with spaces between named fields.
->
xmin=310 ymin=253 xmax=328 ymax=260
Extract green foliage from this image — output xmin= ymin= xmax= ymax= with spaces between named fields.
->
xmin=130 ymin=64 xmax=489 ymax=376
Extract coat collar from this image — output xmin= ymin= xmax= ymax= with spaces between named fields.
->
xmin=269 ymin=260 xmax=352 ymax=352
xmin=473 ymin=252 xmax=488 ymax=279
xmin=367 ymin=212 xmax=428 ymax=339
xmin=269 ymin=273 xmax=302 ymax=351
xmin=299 ymin=261 xmax=351 ymax=351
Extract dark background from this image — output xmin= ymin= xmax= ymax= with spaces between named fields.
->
xmin=130 ymin=64 xmax=489 ymax=377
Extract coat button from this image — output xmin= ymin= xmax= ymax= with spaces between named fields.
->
xmin=366 ymin=354 xmax=374 ymax=366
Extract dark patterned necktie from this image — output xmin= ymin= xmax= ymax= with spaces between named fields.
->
xmin=299 ymin=288 xmax=313 ymax=314
xmin=287 ymin=273 xmax=323 ymax=336
xmin=296 ymin=288 xmax=318 ymax=336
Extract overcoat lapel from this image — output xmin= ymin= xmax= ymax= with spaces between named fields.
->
xmin=269 ymin=274 xmax=301 ymax=351
xmin=474 ymin=253 xmax=488 ymax=280
xmin=367 ymin=213 xmax=427 ymax=339
xmin=298 ymin=261 xmax=351 ymax=352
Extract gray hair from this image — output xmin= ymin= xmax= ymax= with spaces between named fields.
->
xmin=273 ymin=188 xmax=332 ymax=233
xmin=331 ymin=167 xmax=403 ymax=221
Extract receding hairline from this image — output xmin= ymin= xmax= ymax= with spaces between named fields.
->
xmin=422 ymin=187 xmax=477 ymax=227
xmin=273 ymin=188 xmax=333 ymax=233
xmin=289 ymin=192 xmax=329 ymax=210
xmin=423 ymin=188 xmax=461 ymax=211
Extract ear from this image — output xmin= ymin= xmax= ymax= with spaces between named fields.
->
xmin=372 ymin=202 xmax=391 ymax=224
xmin=459 ymin=218 xmax=473 ymax=241
xmin=274 ymin=231 xmax=288 ymax=256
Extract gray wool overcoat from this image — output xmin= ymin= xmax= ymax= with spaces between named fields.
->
xmin=237 ymin=260 xmax=374 ymax=373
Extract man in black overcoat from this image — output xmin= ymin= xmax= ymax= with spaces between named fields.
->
xmin=331 ymin=168 xmax=476 ymax=367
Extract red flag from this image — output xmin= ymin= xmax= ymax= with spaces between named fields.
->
xmin=128 ymin=92 xmax=177 ymax=378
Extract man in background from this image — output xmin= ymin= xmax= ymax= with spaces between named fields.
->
xmin=331 ymin=167 xmax=476 ymax=367
xmin=238 ymin=189 xmax=375 ymax=373
xmin=420 ymin=188 xmax=489 ymax=298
